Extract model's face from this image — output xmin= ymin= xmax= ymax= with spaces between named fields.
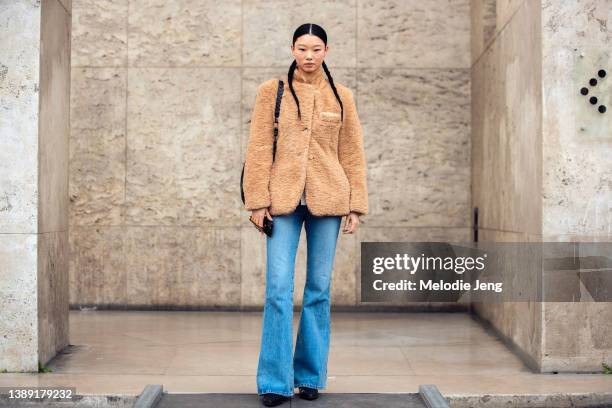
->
xmin=291 ymin=34 xmax=328 ymax=73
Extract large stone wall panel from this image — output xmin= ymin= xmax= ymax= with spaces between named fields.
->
xmin=124 ymin=226 xmax=241 ymax=307
xmin=70 ymin=67 xmax=126 ymax=226
xmin=37 ymin=230 xmax=70 ymax=365
xmin=126 ymin=68 xmax=242 ymax=226
xmin=72 ymin=0 xmax=127 ymax=67
xmin=542 ymin=0 xmax=612 ymax=237
xmin=0 ymin=0 xmax=40 ymax=234
xmin=471 ymin=0 xmax=541 ymax=236
xmin=540 ymin=0 xmax=612 ymax=372
xmin=243 ymin=0 xmax=356 ymax=67
xmin=39 ymin=0 xmax=71 ymax=234
xmin=69 ymin=226 xmax=127 ymax=305
xmin=0 ymin=233 xmax=38 ymax=371
xmin=128 ymin=0 xmax=241 ymax=67
xmin=359 ymin=0 xmax=470 ymax=68
xmin=359 ymin=68 xmax=471 ymax=227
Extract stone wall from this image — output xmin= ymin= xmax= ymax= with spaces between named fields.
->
xmin=69 ymin=0 xmax=472 ymax=309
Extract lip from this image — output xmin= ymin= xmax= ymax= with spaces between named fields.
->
xmin=305 ymin=63 xmax=314 ymax=66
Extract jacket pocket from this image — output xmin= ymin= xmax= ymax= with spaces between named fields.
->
xmin=319 ymin=111 xmax=341 ymax=123
xmin=317 ymin=111 xmax=342 ymax=144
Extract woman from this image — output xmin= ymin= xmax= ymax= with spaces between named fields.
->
xmin=243 ymin=23 xmax=369 ymax=407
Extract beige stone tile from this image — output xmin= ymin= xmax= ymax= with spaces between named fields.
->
xmin=69 ymin=68 xmax=126 ymax=227
xmin=542 ymin=0 xmax=612 ymax=238
xmin=69 ymin=226 xmax=127 ymax=305
xmin=400 ymin=342 xmax=529 ymax=375
xmin=69 ymin=310 xmax=262 ymax=346
xmin=72 ymin=0 xmax=127 ymax=66
xmin=38 ymin=231 xmax=70 ymax=366
xmin=243 ymin=0 xmax=356 ymax=67
xmin=358 ymin=68 xmax=471 ymax=227
xmin=47 ymin=344 xmax=175 ymax=375
xmin=328 ymin=345 xmax=415 ymax=375
xmin=81 ymin=312 xmax=262 ymax=347
xmin=126 ymin=68 xmax=241 ymax=226
xmin=0 ymin=1 xmax=40 ymax=234
xmin=39 ymin=0 xmax=70 ymax=234
xmin=471 ymin=0 xmax=542 ymax=235
xmin=165 ymin=344 xmax=259 ymax=376
xmin=358 ymin=0 xmax=470 ymax=68
xmin=128 ymin=0 xmax=241 ymax=66
xmin=330 ymin=312 xmax=498 ymax=347
xmin=0 ymin=234 xmax=38 ymax=372
xmin=124 ymin=226 xmax=241 ymax=307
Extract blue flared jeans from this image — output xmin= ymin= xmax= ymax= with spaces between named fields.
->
xmin=256 ymin=204 xmax=342 ymax=397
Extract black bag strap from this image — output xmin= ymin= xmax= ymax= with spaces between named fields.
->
xmin=272 ymin=79 xmax=284 ymax=160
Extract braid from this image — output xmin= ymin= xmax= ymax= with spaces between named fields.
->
xmin=288 ymin=60 xmax=301 ymax=120
xmin=322 ymin=61 xmax=344 ymax=122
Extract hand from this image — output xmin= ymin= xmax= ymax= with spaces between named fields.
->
xmin=250 ymin=207 xmax=273 ymax=235
xmin=342 ymin=212 xmax=362 ymax=234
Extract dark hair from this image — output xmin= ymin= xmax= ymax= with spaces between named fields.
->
xmin=289 ymin=23 xmax=344 ymax=121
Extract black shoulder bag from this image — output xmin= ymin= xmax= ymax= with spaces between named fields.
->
xmin=241 ymin=79 xmax=284 ymax=236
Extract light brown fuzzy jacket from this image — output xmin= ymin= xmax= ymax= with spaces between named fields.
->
xmin=243 ymin=66 xmax=369 ymax=217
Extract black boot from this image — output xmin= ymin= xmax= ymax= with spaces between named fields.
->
xmin=261 ymin=393 xmax=290 ymax=406
xmin=298 ymin=386 xmax=319 ymax=400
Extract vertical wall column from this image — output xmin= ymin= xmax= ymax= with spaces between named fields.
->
xmin=470 ymin=0 xmax=544 ymax=371
xmin=0 ymin=0 xmax=71 ymax=371
xmin=471 ymin=0 xmax=612 ymax=372
xmin=540 ymin=0 xmax=612 ymax=372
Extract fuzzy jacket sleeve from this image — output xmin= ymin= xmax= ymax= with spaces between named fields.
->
xmin=243 ymin=82 xmax=275 ymax=211
xmin=339 ymin=89 xmax=369 ymax=216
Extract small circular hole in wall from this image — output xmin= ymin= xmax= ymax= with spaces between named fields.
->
xmin=589 ymin=96 xmax=598 ymax=104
